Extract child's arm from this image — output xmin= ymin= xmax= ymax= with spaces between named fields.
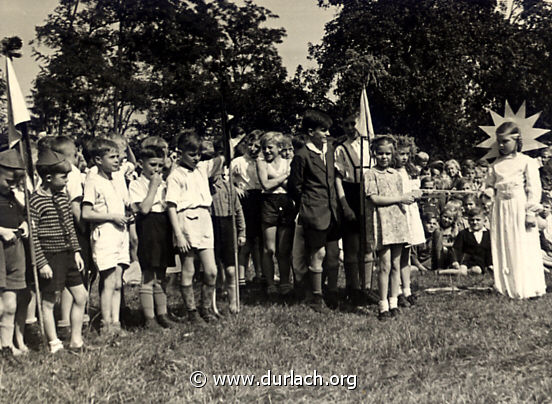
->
xmin=134 ymin=174 xmax=163 ymax=215
xmin=29 ymin=201 xmax=50 ymax=276
xmin=234 ymin=193 xmax=246 ymax=246
xmin=432 ymin=230 xmax=444 ymax=270
xmin=450 ymin=231 xmax=464 ymax=268
xmin=81 ymin=203 xmax=128 ymax=227
xmin=256 ymin=159 xmax=288 ymax=192
xmin=287 ymin=154 xmax=305 ymax=207
xmin=369 ymin=193 xmax=415 ymax=206
xmin=335 ymin=174 xmax=355 ymax=221
xmin=167 ymin=202 xmax=190 ymax=253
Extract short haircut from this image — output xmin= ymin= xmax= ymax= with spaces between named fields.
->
xmin=37 ymin=136 xmax=55 ymax=153
xmin=302 ymin=109 xmax=333 ymax=132
xmin=476 ymin=159 xmax=489 ymax=168
xmin=463 ymin=193 xmax=477 ymax=204
xmin=139 ymin=145 xmax=165 ymax=161
xmin=87 ymin=137 xmax=119 ymax=161
xmin=141 ymin=136 xmax=168 ymax=150
xmin=246 ymin=129 xmax=264 ymax=143
xmin=422 ymin=211 xmax=438 ymax=222
xmin=279 ymin=134 xmax=293 ymax=148
xmin=261 ymin=131 xmax=283 ymax=148
xmin=371 ymin=134 xmax=396 ymax=154
xmin=177 ymin=129 xmax=201 ymax=153
xmin=36 ymin=158 xmax=71 ymax=180
xmin=51 ymin=136 xmax=76 ymax=154
xmin=462 ymin=159 xmax=476 ymax=170
xmin=466 ymin=207 xmax=484 ymax=218
xmin=420 ymin=175 xmax=434 ymax=187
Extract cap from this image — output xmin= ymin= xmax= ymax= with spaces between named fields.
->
xmin=0 ymin=149 xmax=25 ymax=170
xmin=36 ymin=149 xmax=66 ymax=167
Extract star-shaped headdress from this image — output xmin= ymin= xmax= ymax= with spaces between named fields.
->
xmin=477 ymin=101 xmax=549 ymax=160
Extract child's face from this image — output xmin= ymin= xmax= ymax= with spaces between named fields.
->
xmin=445 ymin=164 xmax=458 ymax=178
xmin=542 ymin=150 xmax=552 ymax=165
xmin=542 ymin=202 xmax=551 ymax=218
xmin=309 ymin=126 xmax=330 ymax=146
xmin=96 ymin=148 xmax=120 ymax=174
xmin=374 ymin=143 xmax=393 ymax=169
xmin=280 ymin=143 xmax=294 ymax=160
xmin=395 ymin=147 xmax=409 ymax=168
xmin=48 ymin=172 xmax=69 ymax=192
xmin=141 ymin=157 xmax=164 ymax=179
xmin=497 ymin=133 xmax=518 ymax=156
xmin=343 ymin=116 xmax=358 ymax=139
xmin=468 ymin=214 xmax=484 ymax=232
xmin=440 ymin=211 xmax=455 ymax=228
xmin=424 ymin=218 xmax=439 ymax=234
xmin=180 ymin=149 xmax=200 ymax=170
xmin=59 ymin=143 xmax=78 ymax=167
xmin=262 ymin=142 xmax=280 ymax=162
xmin=461 ymin=182 xmax=473 ymax=191
xmin=421 ymin=180 xmax=434 ymax=190
xmin=0 ymin=167 xmax=20 ymax=196
xmin=463 ymin=168 xmax=475 ymax=181
xmin=463 ymin=200 xmax=476 ymax=212
xmin=247 ymin=139 xmax=261 ymax=158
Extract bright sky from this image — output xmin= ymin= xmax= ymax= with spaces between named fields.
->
xmin=0 ymin=0 xmax=336 ymax=97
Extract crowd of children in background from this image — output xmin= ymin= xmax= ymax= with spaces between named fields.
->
xmin=0 ymin=108 xmax=550 ymax=357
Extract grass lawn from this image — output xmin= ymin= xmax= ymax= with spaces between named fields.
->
xmin=2 ymin=270 xmax=552 ymax=403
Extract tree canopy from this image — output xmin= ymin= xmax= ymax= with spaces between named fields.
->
xmin=308 ymin=0 xmax=552 ymax=158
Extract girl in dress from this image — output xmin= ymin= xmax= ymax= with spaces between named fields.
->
xmin=364 ymin=135 xmax=417 ymax=320
xmin=394 ymin=136 xmax=425 ymax=307
xmin=485 ymin=121 xmax=546 ymax=299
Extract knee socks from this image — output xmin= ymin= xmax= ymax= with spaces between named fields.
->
xmin=153 ymin=282 xmax=168 ymax=316
xmin=140 ymin=284 xmax=155 ymax=319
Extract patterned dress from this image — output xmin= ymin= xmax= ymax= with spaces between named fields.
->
xmin=364 ymin=167 xmax=409 ymax=251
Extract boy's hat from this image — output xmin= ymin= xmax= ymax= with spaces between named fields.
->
xmin=0 ymin=149 xmax=25 ymax=170
xmin=36 ymin=149 xmax=66 ymax=167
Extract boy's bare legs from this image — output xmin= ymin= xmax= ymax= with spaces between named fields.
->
xmin=42 ymin=292 xmax=63 ymax=352
xmin=111 ymin=266 xmax=123 ymax=325
xmin=14 ymin=288 xmax=30 ymax=352
xmin=388 ymin=244 xmax=403 ymax=312
xmin=225 ymin=265 xmax=238 ymax=313
xmin=59 ymin=287 xmax=73 ymax=331
xmin=0 ymin=290 xmax=21 ymax=354
xmin=99 ymin=266 xmax=122 ymax=331
xmin=198 ymin=248 xmax=217 ymax=322
xmin=378 ymin=246 xmax=391 ymax=314
xmin=68 ymin=284 xmax=87 ymax=348
xmin=261 ymin=225 xmax=277 ymax=294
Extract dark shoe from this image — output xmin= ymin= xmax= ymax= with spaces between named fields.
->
xmin=187 ymin=310 xmax=206 ymax=325
xmin=198 ymin=308 xmax=218 ymax=323
xmin=378 ymin=311 xmax=391 ymax=321
xmin=144 ymin=317 xmax=162 ymax=331
xmin=57 ymin=326 xmax=71 ymax=341
xmin=157 ymin=314 xmax=173 ymax=329
xmin=390 ymin=307 xmax=400 ymax=317
xmin=406 ymin=294 xmax=417 ymax=306
xmin=397 ymin=294 xmax=411 ymax=308
xmin=325 ymin=291 xmax=339 ymax=310
xmin=308 ymin=294 xmax=331 ymax=314
xmin=362 ymin=289 xmax=380 ymax=306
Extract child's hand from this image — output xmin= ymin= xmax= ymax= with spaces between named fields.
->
xmin=417 ymin=264 xmax=428 ymax=272
xmin=0 ymin=228 xmax=17 ymax=243
xmin=111 ymin=214 xmax=128 ymax=228
xmin=401 ymin=193 xmax=416 ymax=205
xmin=74 ymin=252 xmax=85 ymax=272
xmin=175 ymin=233 xmax=191 ymax=254
xmin=342 ymin=206 xmax=356 ymax=222
xmin=238 ymin=236 xmax=246 ymax=247
xmin=18 ymin=222 xmax=29 ymax=238
xmin=39 ymin=264 xmax=53 ymax=279
xmin=411 ymin=189 xmax=423 ymax=200
xmin=149 ymin=173 xmax=163 ymax=190
xmin=451 ymin=261 xmax=460 ymax=269
xmin=526 ymin=214 xmax=537 ymax=228
xmin=236 ymin=188 xmax=246 ymax=199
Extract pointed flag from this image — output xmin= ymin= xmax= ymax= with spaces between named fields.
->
xmin=5 ymin=57 xmax=31 ymax=148
xmin=355 ymin=86 xmax=375 ymax=140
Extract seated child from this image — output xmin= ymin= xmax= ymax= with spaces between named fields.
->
xmin=419 ymin=176 xmax=445 ymax=216
xmin=30 ymin=150 xmax=88 ymax=352
xmin=440 ymin=207 xmax=460 ymax=268
xmin=538 ymin=193 xmax=552 ymax=269
xmin=411 ymin=211 xmax=443 ymax=271
xmin=451 ymin=207 xmax=492 ymax=273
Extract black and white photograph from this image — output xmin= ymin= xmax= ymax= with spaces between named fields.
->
xmin=1 ymin=0 xmax=552 ymax=402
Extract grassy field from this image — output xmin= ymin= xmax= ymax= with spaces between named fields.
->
xmin=2 ymin=270 xmax=552 ymax=403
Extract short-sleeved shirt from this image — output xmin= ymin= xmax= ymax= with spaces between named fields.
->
xmin=66 ymin=164 xmax=84 ymax=202
xmin=166 ymin=157 xmax=223 ymax=211
xmin=83 ymin=171 xmax=128 ymax=217
xmin=231 ymin=155 xmax=261 ymax=191
xmin=129 ymin=175 xmax=167 ymax=213
xmin=334 ymin=137 xmax=371 ymax=183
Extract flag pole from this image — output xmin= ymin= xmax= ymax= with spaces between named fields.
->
xmin=5 ymin=55 xmax=47 ymax=347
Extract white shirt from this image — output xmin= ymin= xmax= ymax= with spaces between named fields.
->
xmin=66 ymin=164 xmax=84 ymax=202
xmin=305 ymin=141 xmax=327 ymax=164
xmin=334 ymin=137 xmax=371 ymax=183
xmin=83 ymin=171 xmax=129 ymax=216
xmin=129 ymin=175 xmax=167 ymax=213
xmin=165 ymin=157 xmax=223 ymax=211
xmin=472 ymin=229 xmax=484 ymax=244
xmin=231 ymin=155 xmax=261 ymax=191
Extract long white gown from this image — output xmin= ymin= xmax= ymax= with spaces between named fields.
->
xmin=486 ymin=153 xmax=546 ymax=299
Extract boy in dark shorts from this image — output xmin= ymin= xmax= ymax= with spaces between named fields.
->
xmin=288 ymin=110 xmax=341 ymax=312
xmin=0 ymin=149 xmax=28 ymax=357
xmin=30 ymin=149 xmax=88 ymax=353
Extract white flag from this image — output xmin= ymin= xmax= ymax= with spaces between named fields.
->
xmin=5 ymin=57 xmax=31 ymax=148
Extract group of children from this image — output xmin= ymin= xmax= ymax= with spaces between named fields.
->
xmin=0 ymin=108 xmax=548 ymax=356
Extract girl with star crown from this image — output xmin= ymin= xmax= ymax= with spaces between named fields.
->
xmin=485 ymin=121 xmax=546 ymax=298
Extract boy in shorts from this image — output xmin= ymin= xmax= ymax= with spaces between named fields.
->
xmin=30 ymin=149 xmax=88 ymax=352
xmin=288 ymin=110 xmax=341 ymax=312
